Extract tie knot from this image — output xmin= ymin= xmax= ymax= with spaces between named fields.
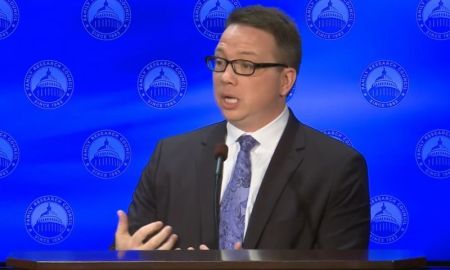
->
xmin=238 ymin=135 xmax=258 ymax=153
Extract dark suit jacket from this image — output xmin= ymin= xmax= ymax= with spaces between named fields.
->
xmin=127 ymin=112 xmax=370 ymax=249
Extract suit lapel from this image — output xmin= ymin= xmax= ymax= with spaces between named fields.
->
xmin=196 ymin=122 xmax=227 ymax=249
xmin=243 ymin=113 xmax=306 ymax=248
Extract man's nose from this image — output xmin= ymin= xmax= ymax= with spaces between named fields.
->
xmin=220 ymin=63 xmax=237 ymax=83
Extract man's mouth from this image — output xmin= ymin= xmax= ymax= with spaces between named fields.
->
xmin=224 ymin=97 xmax=238 ymax=104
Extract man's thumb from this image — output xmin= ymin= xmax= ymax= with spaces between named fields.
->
xmin=116 ymin=210 xmax=129 ymax=235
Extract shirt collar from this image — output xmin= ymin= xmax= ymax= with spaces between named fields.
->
xmin=226 ymin=106 xmax=289 ymax=147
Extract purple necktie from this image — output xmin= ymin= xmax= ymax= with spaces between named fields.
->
xmin=219 ymin=135 xmax=258 ymax=249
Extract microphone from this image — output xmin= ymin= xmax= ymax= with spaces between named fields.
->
xmin=213 ymin=143 xmax=228 ymax=247
xmin=214 ymin=143 xmax=228 ymax=180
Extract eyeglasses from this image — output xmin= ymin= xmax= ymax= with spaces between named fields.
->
xmin=205 ymin=56 xmax=288 ymax=76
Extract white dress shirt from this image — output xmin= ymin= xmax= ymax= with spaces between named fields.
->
xmin=221 ymin=106 xmax=289 ymax=235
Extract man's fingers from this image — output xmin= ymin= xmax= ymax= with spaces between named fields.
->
xmin=141 ymin=225 xmax=173 ymax=250
xmin=115 ymin=216 xmax=178 ymax=251
xmin=199 ymin=244 xmax=209 ymax=250
xmin=234 ymin=242 xmax=242 ymax=250
xmin=132 ymin=221 xmax=164 ymax=245
xmin=157 ymin=234 xmax=178 ymax=250
xmin=115 ymin=210 xmax=129 ymax=236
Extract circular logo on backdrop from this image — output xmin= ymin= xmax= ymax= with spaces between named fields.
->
xmin=415 ymin=129 xmax=450 ymax=179
xmin=81 ymin=0 xmax=131 ymax=40
xmin=24 ymin=195 xmax=74 ymax=245
xmin=24 ymin=60 xmax=74 ymax=109
xmin=193 ymin=0 xmax=241 ymax=40
xmin=0 ymin=131 xmax=19 ymax=178
xmin=370 ymin=195 xmax=409 ymax=244
xmin=323 ymin=130 xmax=353 ymax=146
xmin=360 ymin=60 xmax=408 ymax=108
xmin=417 ymin=0 xmax=450 ymax=40
xmin=305 ymin=0 xmax=355 ymax=39
xmin=0 ymin=0 xmax=19 ymax=40
xmin=137 ymin=60 xmax=187 ymax=108
xmin=82 ymin=130 xmax=131 ymax=179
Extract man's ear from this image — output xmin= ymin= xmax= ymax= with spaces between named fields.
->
xmin=280 ymin=68 xmax=297 ymax=97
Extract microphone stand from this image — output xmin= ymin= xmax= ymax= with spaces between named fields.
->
xmin=213 ymin=144 xmax=228 ymax=249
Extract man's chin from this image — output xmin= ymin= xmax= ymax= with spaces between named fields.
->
xmin=221 ymin=110 xmax=243 ymax=123
xmin=222 ymin=114 xmax=253 ymax=131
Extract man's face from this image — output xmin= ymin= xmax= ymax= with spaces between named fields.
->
xmin=213 ymin=24 xmax=296 ymax=132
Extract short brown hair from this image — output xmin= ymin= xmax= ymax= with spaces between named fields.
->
xmin=226 ymin=5 xmax=302 ymax=73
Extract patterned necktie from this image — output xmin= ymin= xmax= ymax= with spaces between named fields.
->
xmin=219 ymin=135 xmax=258 ymax=249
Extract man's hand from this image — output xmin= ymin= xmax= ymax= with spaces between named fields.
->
xmin=115 ymin=210 xmax=178 ymax=250
xmin=186 ymin=242 xmax=242 ymax=250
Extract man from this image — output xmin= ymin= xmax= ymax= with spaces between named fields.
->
xmin=115 ymin=5 xmax=370 ymax=250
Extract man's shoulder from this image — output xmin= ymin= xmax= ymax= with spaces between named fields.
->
xmin=299 ymin=122 xmax=364 ymax=160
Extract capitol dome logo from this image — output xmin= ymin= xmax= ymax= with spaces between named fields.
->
xmin=193 ymin=0 xmax=241 ymax=40
xmin=323 ymin=129 xmax=353 ymax=146
xmin=0 ymin=131 xmax=19 ymax=178
xmin=24 ymin=60 xmax=74 ymax=109
xmin=82 ymin=0 xmax=131 ymax=40
xmin=361 ymin=60 xmax=408 ymax=108
xmin=415 ymin=129 xmax=450 ymax=179
xmin=417 ymin=0 xmax=450 ymax=40
xmin=82 ymin=130 xmax=131 ymax=179
xmin=0 ymin=0 xmax=19 ymax=40
xmin=24 ymin=195 xmax=74 ymax=245
xmin=305 ymin=0 xmax=355 ymax=39
xmin=137 ymin=60 xmax=187 ymax=108
xmin=370 ymin=195 xmax=409 ymax=244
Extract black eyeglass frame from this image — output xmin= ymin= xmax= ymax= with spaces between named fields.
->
xmin=205 ymin=56 xmax=288 ymax=76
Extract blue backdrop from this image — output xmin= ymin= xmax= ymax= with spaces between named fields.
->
xmin=0 ymin=0 xmax=449 ymax=262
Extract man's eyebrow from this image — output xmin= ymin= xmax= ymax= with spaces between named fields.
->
xmin=214 ymin=48 xmax=258 ymax=57
xmin=214 ymin=47 xmax=225 ymax=54
xmin=237 ymin=51 xmax=258 ymax=56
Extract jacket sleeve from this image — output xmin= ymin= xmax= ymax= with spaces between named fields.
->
xmin=314 ymin=152 xmax=370 ymax=249
xmin=127 ymin=140 xmax=164 ymax=235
